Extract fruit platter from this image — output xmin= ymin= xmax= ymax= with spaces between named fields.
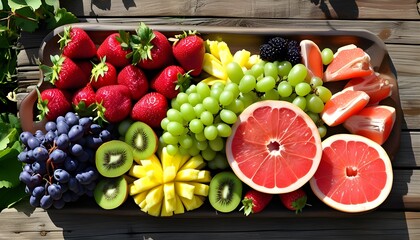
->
xmin=17 ymin=22 xmax=402 ymax=217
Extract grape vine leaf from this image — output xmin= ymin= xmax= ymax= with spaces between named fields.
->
xmin=0 ymin=183 xmax=28 ymax=211
xmin=46 ymin=8 xmax=79 ymax=29
xmin=44 ymin=0 xmax=59 ymax=12
xmin=8 ymin=0 xmax=42 ymax=11
xmin=0 ymin=144 xmax=21 ymax=188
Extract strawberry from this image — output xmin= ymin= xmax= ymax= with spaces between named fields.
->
xmin=131 ymin=92 xmax=168 ymax=128
xmin=150 ymin=65 xmax=191 ymax=99
xmin=117 ymin=65 xmax=149 ymax=100
xmin=128 ymin=22 xmax=173 ymax=70
xmin=40 ymin=55 xmax=89 ymax=90
xmin=90 ymin=57 xmax=118 ymax=90
xmin=240 ymin=189 xmax=273 ymax=216
xmin=72 ymin=83 xmax=96 ymax=117
xmin=58 ymin=26 xmax=96 ymax=59
xmin=74 ymin=60 xmax=93 ymax=80
xmin=97 ymin=31 xmax=131 ymax=68
xmin=279 ymin=188 xmax=309 ymax=213
xmin=95 ymin=85 xmax=132 ymax=124
xmin=171 ymin=31 xmax=205 ymax=76
xmin=37 ymin=88 xmax=72 ymax=121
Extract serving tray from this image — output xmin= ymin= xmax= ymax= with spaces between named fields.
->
xmin=19 ymin=23 xmax=403 ymax=216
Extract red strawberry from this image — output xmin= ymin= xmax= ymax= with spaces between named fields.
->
xmin=74 ymin=60 xmax=93 ymax=80
xmin=58 ymin=26 xmax=96 ymax=59
xmin=240 ymin=189 xmax=273 ymax=216
xmin=97 ymin=31 xmax=131 ymax=68
xmin=37 ymin=88 xmax=72 ymax=121
xmin=117 ymin=65 xmax=149 ymax=100
xmin=171 ymin=31 xmax=205 ymax=76
xmin=72 ymin=83 xmax=96 ymax=116
xmin=150 ymin=65 xmax=191 ymax=99
xmin=95 ymin=85 xmax=132 ymax=123
xmin=279 ymin=189 xmax=309 ymax=213
xmin=129 ymin=23 xmax=173 ymax=70
xmin=131 ymin=92 xmax=168 ymax=128
xmin=90 ymin=57 xmax=118 ymax=90
xmin=40 ymin=55 xmax=89 ymax=90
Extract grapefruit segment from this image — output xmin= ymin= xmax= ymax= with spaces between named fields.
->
xmin=321 ymin=89 xmax=370 ymax=127
xmin=310 ymin=134 xmax=393 ymax=213
xmin=344 ymin=72 xmax=394 ymax=105
xmin=300 ymin=40 xmax=323 ymax=79
xmin=226 ymin=100 xmax=322 ymax=194
xmin=324 ymin=44 xmax=374 ymax=82
xmin=343 ymin=105 xmax=396 ymax=145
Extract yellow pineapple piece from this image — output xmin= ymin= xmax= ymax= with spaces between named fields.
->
xmin=132 ymin=191 xmax=148 ymax=205
xmin=190 ymin=182 xmax=210 ymax=197
xmin=163 ymin=182 xmax=175 ymax=201
xmin=175 ymin=169 xmax=200 ymax=182
xmin=206 ymin=40 xmax=220 ymax=59
xmin=196 ymin=170 xmax=212 ymax=183
xmin=145 ymin=185 xmax=163 ymax=209
xmin=245 ymin=54 xmax=262 ymax=69
xmin=175 ymin=182 xmax=195 ymax=200
xmin=201 ymin=76 xmax=226 ymax=86
xmin=218 ymin=41 xmax=233 ymax=67
xmin=174 ymin=195 xmax=185 ymax=214
xmin=180 ymin=195 xmax=205 ymax=211
xmin=202 ymin=53 xmax=227 ymax=80
xmin=233 ymin=49 xmax=251 ymax=67
xmin=180 ymin=155 xmax=206 ymax=170
xmin=160 ymin=198 xmax=174 ymax=217
xmin=129 ymin=183 xmax=141 ymax=196
xmin=146 ymin=200 xmax=162 ymax=217
xmin=133 ymin=175 xmax=161 ymax=193
xmin=129 ymin=164 xmax=147 ymax=178
xmin=163 ymin=165 xmax=176 ymax=183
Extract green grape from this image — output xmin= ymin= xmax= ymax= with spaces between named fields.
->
xmin=277 ymin=81 xmax=293 ymax=98
xmin=306 ymin=94 xmax=324 ymax=113
xmin=204 ymin=125 xmax=218 ymax=140
xmin=166 ymin=144 xmax=178 ymax=155
xmin=295 ymin=82 xmax=312 ymax=97
xmin=171 ymin=98 xmax=180 ymax=110
xmin=310 ymin=76 xmax=323 ymax=88
xmin=179 ymin=134 xmax=193 ymax=149
xmin=250 ymin=62 xmax=264 ymax=78
xmin=193 ymin=103 xmax=206 ymax=117
xmin=200 ymin=111 xmax=214 ymax=126
xmin=315 ymin=86 xmax=333 ymax=103
xmin=261 ymin=89 xmax=280 ymax=100
xmin=207 ymin=158 xmax=218 ymax=170
xmin=321 ymin=48 xmax=334 ymax=65
xmin=224 ymin=82 xmax=240 ymax=99
xmin=292 ymin=96 xmax=307 ymax=110
xmin=202 ymin=96 xmax=220 ymax=114
xmin=213 ymin=114 xmax=222 ymax=124
xmin=240 ymin=91 xmax=258 ymax=108
xmin=189 ymin=118 xmax=204 ymax=133
xmin=213 ymin=153 xmax=230 ymax=169
xmin=277 ymin=61 xmax=292 ymax=77
xmin=216 ymin=123 xmax=232 ymax=137
xmin=160 ymin=117 xmax=170 ymax=130
xmin=210 ymin=87 xmax=223 ymax=99
xmin=166 ymin=109 xmax=183 ymax=123
xmin=196 ymin=140 xmax=208 ymax=151
xmin=306 ymin=111 xmax=320 ymax=124
xmin=196 ymin=81 xmax=211 ymax=98
xmin=318 ymin=124 xmax=327 ymax=138
xmin=264 ymin=62 xmax=278 ymax=79
xmin=219 ymin=109 xmax=238 ymax=124
xmin=225 ymin=99 xmax=245 ymax=114
xmin=226 ymin=61 xmax=244 ymax=84
xmin=201 ymin=147 xmax=216 ymax=161
xmin=186 ymin=84 xmax=196 ymax=94
xmin=188 ymin=92 xmax=202 ymax=106
xmin=195 ymin=132 xmax=206 ymax=142
xmin=178 ymin=146 xmax=188 ymax=155
xmin=187 ymin=142 xmax=200 ymax=156
xmin=256 ymin=76 xmax=276 ymax=93
xmin=211 ymin=81 xmax=225 ymax=90
xmin=162 ymin=131 xmax=179 ymax=145
xmin=287 ymin=63 xmax=307 ymax=87
xmin=238 ymin=74 xmax=256 ymax=93
xmin=180 ymin=103 xmax=196 ymax=121
xmin=166 ymin=121 xmax=185 ymax=136
xmin=176 ymin=92 xmax=189 ymax=105
xmin=209 ymin=136 xmax=224 ymax=152
xmin=219 ymin=90 xmax=234 ymax=106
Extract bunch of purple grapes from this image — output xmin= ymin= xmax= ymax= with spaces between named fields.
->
xmin=18 ymin=112 xmax=114 ymax=209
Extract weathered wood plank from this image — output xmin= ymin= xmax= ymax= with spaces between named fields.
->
xmin=60 ymin=0 xmax=420 ymax=20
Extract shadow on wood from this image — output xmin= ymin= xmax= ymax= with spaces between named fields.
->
xmin=310 ymin=0 xmax=359 ymax=19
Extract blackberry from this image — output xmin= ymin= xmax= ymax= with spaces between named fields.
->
xmin=259 ymin=43 xmax=279 ymax=62
xmin=286 ymin=40 xmax=302 ymax=65
xmin=268 ymin=37 xmax=288 ymax=60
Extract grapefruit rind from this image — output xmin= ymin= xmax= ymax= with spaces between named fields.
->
xmin=300 ymin=40 xmax=323 ymax=79
xmin=226 ymin=100 xmax=322 ymax=194
xmin=309 ymin=134 xmax=393 ymax=213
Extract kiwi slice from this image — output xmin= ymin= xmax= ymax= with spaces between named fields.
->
xmin=94 ymin=176 xmax=128 ymax=210
xmin=209 ymin=171 xmax=243 ymax=213
xmin=95 ymin=140 xmax=133 ymax=177
xmin=124 ymin=121 xmax=158 ymax=161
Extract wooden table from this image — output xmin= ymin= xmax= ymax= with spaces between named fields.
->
xmin=2 ymin=0 xmax=420 ymax=239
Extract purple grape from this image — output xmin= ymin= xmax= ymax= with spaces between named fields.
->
xmin=50 ymin=149 xmax=67 ymax=163
xmin=25 ymin=185 xmax=32 ymax=194
xmin=69 ymin=143 xmax=84 ymax=157
xmin=75 ymin=172 xmax=91 ymax=185
xmin=86 ymin=136 xmax=103 ymax=149
xmin=54 ymin=169 xmax=70 ymax=183
xmin=27 ymin=136 xmax=41 ymax=149
xmin=79 ymin=117 xmax=93 ymax=131
xmin=65 ymin=112 xmax=79 ymax=126
xmin=33 ymin=147 xmax=49 ymax=162
xmin=35 ymin=130 xmax=45 ymax=141
xmin=31 ymin=161 xmax=47 ymax=175
xmin=78 ymin=151 xmax=90 ymax=163
xmin=19 ymin=171 xmax=31 ymax=185
xmin=56 ymin=116 xmax=65 ymax=123
xmin=29 ymin=174 xmax=43 ymax=187
xmin=29 ymin=195 xmax=40 ymax=207
xmin=62 ymin=191 xmax=72 ymax=202
xmin=23 ymin=164 xmax=33 ymax=174
xmin=64 ymin=157 xmax=78 ymax=172
xmin=68 ymin=177 xmax=79 ymax=193
xmin=84 ymin=181 xmax=96 ymax=191
xmin=99 ymin=129 xmax=112 ymax=141
xmin=56 ymin=134 xmax=70 ymax=150
xmin=47 ymin=183 xmax=63 ymax=200
xmin=44 ymin=131 xmax=56 ymax=144
xmin=53 ymin=199 xmax=66 ymax=209
xmin=17 ymin=151 xmax=30 ymax=163
xmin=32 ymin=186 xmax=45 ymax=198
xmin=58 ymin=182 xmax=69 ymax=193
xmin=19 ymin=131 xmax=33 ymax=146
xmin=56 ymin=121 xmax=69 ymax=135
xmin=40 ymin=195 xmax=53 ymax=209
xmin=68 ymin=125 xmax=84 ymax=142
xmin=45 ymin=121 xmax=57 ymax=132
xmin=89 ymin=124 xmax=102 ymax=135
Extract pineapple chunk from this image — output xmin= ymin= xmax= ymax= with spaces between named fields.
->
xmin=175 ymin=182 xmax=195 ymax=200
xmin=146 ymin=201 xmax=162 ymax=217
xmin=203 ymin=53 xmax=227 ymax=80
xmin=175 ymin=169 xmax=200 ymax=182
xmin=233 ymin=49 xmax=251 ymax=67
xmin=218 ymin=41 xmax=233 ymax=67
xmin=245 ymin=54 xmax=261 ymax=69
xmin=132 ymin=191 xmax=148 ymax=205
xmin=129 ymin=164 xmax=147 ymax=178
xmin=145 ymin=185 xmax=163 ymax=208
xmin=163 ymin=182 xmax=175 ymax=200
xmin=133 ymin=175 xmax=161 ymax=193
xmin=180 ymin=155 xmax=206 ymax=170
xmin=129 ymin=183 xmax=142 ymax=196
xmin=163 ymin=165 xmax=176 ymax=183
xmin=180 ymin=195 xmax=205 ymax=211
xmin=162 ymin=185 xmax=176 ymax=214
xmin=196 ymin=170 xmax=212 ymax=183
xmin=190 ymin=182 xmax=210 ymax=196
xmin=160 ymin=198 xmax=174 ymax=217
xmin=201 ymin=76 xmax=226 ymax=86
xmin=174 ymin=195 xmax=185 ymax=214
xmin=206 ymin=40 xmax=221 ymax=59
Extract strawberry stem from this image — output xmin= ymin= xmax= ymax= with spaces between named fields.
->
xmin=127 ymin=22 xmax=155 ymax=64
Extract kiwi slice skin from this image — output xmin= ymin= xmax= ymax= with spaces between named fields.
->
xmin=95 ymin=140 xmax=134 ymax=178
xmin=124 ymin=121 xmax=158 ymax=161
xmin=209 ymin=171 xmax=243 ymax=213
xmin=94 ymin=176 xmax=128 ymax=210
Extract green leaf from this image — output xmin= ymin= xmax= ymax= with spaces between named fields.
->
xmin=14 ymin=7 xmax=39 ymax=32
xmin=44 ymin=0 xmax=59 ymax=12
xmin=0 ymin=183 xmax=28 ymax=211
xmin=46 ymin=8 xmax=78 ymax=30
xmin=0 ymin=147 xmax=21 ymax=188
xmin=8 ymin=0 xmax=42 ymax=11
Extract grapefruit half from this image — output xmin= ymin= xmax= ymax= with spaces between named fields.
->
xmin=343 ymin=105 xmax=396 ymax=145
xmin=226 ymin=100 xmax=322 ymax=194
xmin=310 ymin=134 xmax=393 ymax=213
xmin=300 ymin=40 xmax=323 ymax=79
xmin=324 ymin=44 xmax=374 ymax=82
